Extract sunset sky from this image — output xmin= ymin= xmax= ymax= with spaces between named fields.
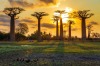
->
xmin=0 ymin=0 xmax=100 ymax=37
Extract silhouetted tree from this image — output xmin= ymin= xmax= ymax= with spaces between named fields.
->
xmin=74 ymin=10 xmax=94 ymax=40
xmin=31 ymin=12 xmax=48 ymax=42
xmin=28 ymin=31 xmax=38 ymax=40
xmin=3 ymin=33 xmax=10 ymax=41
xmin=92 ymin=32 xmax=100 ymax=38
xmin=53 ymin=15 xmax=60 ymax=39
xmin=3 ymin=7 xmax=24 ymax=41
xmin=42 ymin=32 xmax=52 ymax=40
xmin=87 ymin=25 xmax=92 ymax=39
xmin=28 ymin=30 xmax=40 ymax=40
xmin=0 ymin=32 xmax=10 ymax=41
xmin=15 ymin=33 xmax=26 ymax=41
xmin=16 ymin=23 xmax=28 ymax=35
xmin=0 ymin=31 xmax=26 ymax=41
xmin=87 ymin=21 xmax=98 ymax=39
xmin=68 ymin=20 xmax=75 ymax=40
xmin=28 ymin=30 xmax=52 ymax=40
xmin=77 ymin=10 xmax=94 ymax=40
xmin=0 ymin=31 xmax=5 ymax=41
xmin=55 ymin=10 xmax=65 ymax=40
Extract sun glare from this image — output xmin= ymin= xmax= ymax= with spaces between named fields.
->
xmin=53 ymin=7 xmax=73 ymax=24
xmin=62 ymin=7 xmax=73 ymax=23
xmin=61 ymin=14 xmax=68 ymax=23
xmin=65 ymin=7 xmax=73 ymax=13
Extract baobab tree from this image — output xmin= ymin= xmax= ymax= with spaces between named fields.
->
xmin=68 ymin=20 xmax=75 ymax=40
xmin=55 ymin=10 xmax=66 ymax=40
xmin=53 ymin=15 xmax=60 ymax=39
xmin=87 ymin=21 xmax=98 ymax=39
xmin=3 ymin=7 xmax=24 ymax=41
xmin=31 ymin=12 xmax=48 ymax=42
xmin=77 ymin=10 xmax=94 ymax=40
xmin=87 ymin=24 xmax=93 ymax=39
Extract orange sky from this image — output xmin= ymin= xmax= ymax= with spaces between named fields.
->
xmin=0 ymin=0 xmax=100 ymax=37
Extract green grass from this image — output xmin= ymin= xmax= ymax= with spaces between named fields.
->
xmin=0 ymin=41 xmax=100 ymax=66
xmin=1 ymin=41 xmax=99 ymax=54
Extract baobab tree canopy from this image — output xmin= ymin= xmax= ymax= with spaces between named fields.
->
xmin=68 ymin=20 xmax=75 ymax=25
xmin=78 ymin=10 xmax=94 ymax=19
xmin=3 ymin=7 xmax=25 ymax=17
xmin=55 ymin=10 xmax=66 ymax=15
xmin=53 ymin=16 xmax=60 ymax=22
xmin=31 ymin=12 xmax=48 ymax=19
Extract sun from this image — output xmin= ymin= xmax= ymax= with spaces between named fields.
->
xmin=62 ymin=7 xmax=73 ymax=23
xmin=61 ymin=14 xmax=68 ymax=23
xmin=53 ymin=7 xmax=73 ymax=24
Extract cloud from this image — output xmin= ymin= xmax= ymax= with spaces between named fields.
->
xmin=21 ymin=19 xmax=36 ymax=23
xmin=0 ymin=21 xmax=10 ymax=32
xmin=40 ymin=0 xmax=59 ymax=5
xmin=0 ymin=15 xmax=9 ymax=18
xmin=31 ymin=26 xmax=36 ymax=28
xmin=8 ymin=0 xmax=34 ymax=8
xmin=0 ymin=23 xmax=10 ymax=27
xmin=0 ymin=15 xmax=10 ymax=22
xmin=72 ymin=28 xmax=78 ymax=31
xmin=90 ymin=21 xmax=99 ymax=25
xmin=0 ymin=15 xmax=20 ymax=27
xmin=0 ymin=15 xmax=20 ymax=23
xmin=8 ymin=0 xmax=60 ymax=9
xmin=42 ymin=28 xmax=47 ymax=31
xmin=0 ymin=28 xmax=8 ymax=32
xmin=41 ymin=23 xmax=55 ymax=28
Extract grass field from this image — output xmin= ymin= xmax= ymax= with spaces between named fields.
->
xmin=0 ymin=41 xmax=100 ymax=66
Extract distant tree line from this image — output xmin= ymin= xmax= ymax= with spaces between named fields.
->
xmin=28 ymin=31 xmax=51 ymax=40
xmin=0 ymin=32 xmax=26 ymax=41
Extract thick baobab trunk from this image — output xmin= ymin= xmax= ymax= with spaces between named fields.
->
xmin=10 ymin=16 xmax=15 ymax=41
xmin=60 ymin=17 xmax=63 ymax=40
xmin=38 ymin=19 xmax=42 ymax=42
xmin=81 ymin=18 xmax=86 ymax=40
xmin=56 ymin=20 xmax=59 ymax=39
xmin=69 ymin=23 xmax=71 ymax=40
